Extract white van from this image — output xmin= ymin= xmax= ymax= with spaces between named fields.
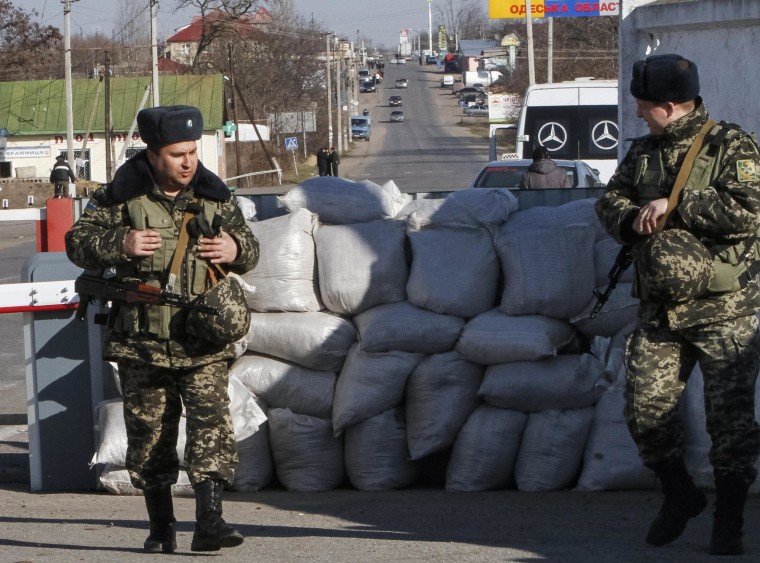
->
xmin=515 ymin=79 xmax=619 ymax=183
xmin=441 ymin=75 xmax=454 ymax=88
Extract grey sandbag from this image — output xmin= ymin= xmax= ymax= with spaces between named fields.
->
xmin=405 ymin=351 xmax=484 ymax=460
xmin=445 ymin=405 xmax=528 ymax=491
xmin=242 ymin=310 xmax=357 ymax=372
xmin=576 ymin=386 xmax=657 ymax=491
xmin=332 ymin=344 xmax=424 ymax=435
xmin=399 ymin=188 xmax=518 ymax=229
xmin=456 ymin=309 xmax=577 ymax=364
xmin=315 ymin=219 xmax=408 ymax=315
xmin=496 ymin=223 xmax=596 ymax=319
xmin=353 ymin=301 xmax=464 ymax=354
xmin=514 ymin=407 xmax=594 ymax=492
xmin=241 ymin=208 xmax=322 ymax=312
xmin=228 ymin=377 xmax=272 ymax=492
xmin=571 ymin=282 xmax=639 ymax=338
xmin=407 ymin=225 xmax=500 ymax=318
xmin=229 ymin=353 xmax=336 ymax=419
xmin=344 ymin=407 xmax=420 ymax=491
xmin=478 ymin=354 xmax=608 ymax=412
xmin=502 ymin=198 xmax=607 ymax=241
xmin=268 ymin=408 xmax=344 ymax=492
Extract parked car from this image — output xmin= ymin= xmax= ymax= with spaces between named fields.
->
xmin=441 ymin=75 xmax=454 ymax=88
xmin=395 ymin=78 xmax=408 ymax=88
xmin=390 ymin=110 xmax=405 ymax=122
xmin=360 ymin=81 xmax=376 ymax=93
xmin=426 ymin=55 xmax=437 ymax=65
xmin=469 ymin=159 xmax=604 ymax=190
xmin=458 ymin=94 xmax=485 ymax=107
xmin=389 ymin=95 xmax=402 ymax=107
xmin=455 ymin=87 xmax=485 ymax=99
xmin=463 ymin=104 xmax=489 ymax=117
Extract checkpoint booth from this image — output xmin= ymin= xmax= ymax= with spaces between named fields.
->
xmin=1 ymin=198 xmax=113 ymax=490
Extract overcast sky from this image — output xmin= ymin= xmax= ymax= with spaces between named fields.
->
xmin=23 ymin=0 xmax=490 ymax=50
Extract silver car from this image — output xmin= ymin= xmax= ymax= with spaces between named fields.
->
xmin=470 ymin=158 xmax=604 ymax=189
xmin=390 ymin=110 xmax=405 ymax=122
xmin=463 ymin=104 xmax=489 ymax=117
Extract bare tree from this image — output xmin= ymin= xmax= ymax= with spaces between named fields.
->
xmin=435 ymin=0 xmax=485 ymax=49
xmin=0 ymin=0 xmax=62 ymax=80
xmin=112 ymin=1 xmax=151 ymax=74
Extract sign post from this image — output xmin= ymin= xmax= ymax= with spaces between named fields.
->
xmin=285 ymin=136 xmax=299 ymax=176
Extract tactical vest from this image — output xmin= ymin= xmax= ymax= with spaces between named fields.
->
xmin=112 ymin=194 xmax=223 ymax=340
xmin=634 ymin=122 xmax=760 ymax=295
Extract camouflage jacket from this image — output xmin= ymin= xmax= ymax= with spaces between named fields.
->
xmin=595 ymin=100 xmax=760 ymax=329
xmin=65 ymin=151 xmax=259 ymax=367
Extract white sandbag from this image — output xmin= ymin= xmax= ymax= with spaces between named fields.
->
xmin=570 ymin=283 xmax=639 ymax=338
xmin=344 ymin=407 xmax=420 ymax=491
xmin=228 ymin=378 xmax=273 ymax=492
xmin=91 ymin=399 xmax=186 ymax=467
xmin=279 ymin=177 xmax=400 ymax=224
xmin=407 ymin=226 xmax=500 ymax=318
xmin=398 ymin=188 xmax=518 ymax=229
xmin=268 ymin=408 xmax=344 ymax=491
xmin=594 ymin=236 xmax=635 ymax=287
xmin=502 ymin=198 xmax=607 ymax=241
xmin=332 ymin=344 xmax=424 ymax=435
xmin=478 ymin=354 xmax=608 ymax=413
xmin=230 ymin=354 xmax=336 ymax=419
xmin=235 ymin=195 xmax=257 ymax=222
xmin=514 ymin=408 xmax=594 ymax=492
xmin=576 ymin=386 xmax=657 ymax=491
xmin=496 ymin=223 xmax=596 ymax=319
xmin=241 ymin=208 xmax=321 ymax=312
xmin=405 ymin=351 xmax=483 ymax=460
xmin=445 ymin=405 xmax=528 ymax=491
xmin=456 ymin=309 xmax=577 ymax=365
xmin=97 ymin=464 xmax=194 ymax=496
xmin=242 ymin=310 xmax=357 ymax=372
xmin=315 ymin=220 xmax=408 ymax=315
xmin=353 ymin=301 xmax=464 ymax=354
xmin=377 ymin=179 xmax=413 ymax=215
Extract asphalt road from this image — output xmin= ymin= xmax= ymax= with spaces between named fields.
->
xmin=342 ymin=64 xmax=489 ymax=192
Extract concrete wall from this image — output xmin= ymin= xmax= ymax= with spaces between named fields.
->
xmin=620 ymin=0 xmax=760 ymax=157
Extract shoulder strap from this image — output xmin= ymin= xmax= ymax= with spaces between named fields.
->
xmin=167 ymin=200 xmax=197 ymax=293
xmin=655 ymin=119 xmax=717 ymax=233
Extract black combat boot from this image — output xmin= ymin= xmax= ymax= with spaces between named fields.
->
xmin=191 ymin=480 xmax=244 ymax=552
xmin=709 ymin=473 xmax=751 ymax=556
xmin=645 ymin=458 xmax=708 ymax=546
xmin=143 ymin=486 xmax=177 ymax=553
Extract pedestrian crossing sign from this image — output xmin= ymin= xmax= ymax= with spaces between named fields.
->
xmin=285 ymin=137 xmax=298 ymax=151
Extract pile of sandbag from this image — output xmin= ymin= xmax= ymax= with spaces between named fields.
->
xmin=92 ymin=177 xmax=699 ymax=495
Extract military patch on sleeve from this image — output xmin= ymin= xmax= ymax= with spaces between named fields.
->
xmin=736 ymin=159 xmax=758 ymax=183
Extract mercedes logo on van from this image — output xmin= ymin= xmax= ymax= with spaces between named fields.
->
xmin=591 ymin=120 xmax=619 ymax=150
xmin=537 ymin=122 xmax=568 ymax=151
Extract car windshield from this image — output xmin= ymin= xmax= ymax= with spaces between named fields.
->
xmin=475 ymin=165 xmax=577 ymax=188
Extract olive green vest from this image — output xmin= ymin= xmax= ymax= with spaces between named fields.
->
xmin=634 ymin=123 xmax=760 ymax=295
xmin=112 ymin=194 xmax=223 ymax=340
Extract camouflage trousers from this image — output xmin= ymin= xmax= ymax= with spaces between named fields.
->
xmin=625 ymin=314 xmax=760 ymax=480
xmin=118 ymin=358 xmax=238 ymax=490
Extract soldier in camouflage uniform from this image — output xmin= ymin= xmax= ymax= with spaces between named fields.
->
xmin=596 ymin=55 xmax=760 ymax=556
xmin=65 ymin=106 xmax=259 ymax=554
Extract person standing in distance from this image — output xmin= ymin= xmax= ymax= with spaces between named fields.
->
xmin=519 ymin=145 xmax=572 ymax=189
xmin=329 ymin=146 xmax=340 ymax=177
xmin=596 ymin=54 xmax=760 ymax=556
xmin=316 ymin=147 xmax=330 ymax=176
xmin=65 ymin=105 xmax=259 ymax=554
xmin=50 ymin=154 xmax=76 ymax=198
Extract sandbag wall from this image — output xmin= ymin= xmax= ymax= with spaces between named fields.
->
xmin=91 ymin=177 xmax=740 ymax=495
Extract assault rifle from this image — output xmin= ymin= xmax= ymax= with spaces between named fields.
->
xmin=75 ymin=274 xmax=219 ymax=322
xmin=590 ymin=244 xmax=635 ymax=319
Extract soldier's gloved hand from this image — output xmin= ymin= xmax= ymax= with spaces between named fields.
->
xmin=124 ymin=229 xmax=162 ymax=257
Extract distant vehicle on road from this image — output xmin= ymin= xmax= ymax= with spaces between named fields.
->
xmin=395 ymin=78 xmax=408 ymax=88
xmin=390 ymin=110 xmax=405 ymax=122
xmin=458 ymin=94 xmax=485 ymax=107
xmin=455 ymin=87 xmax=485 ymax=99
xmin=351 ymin=115 xmax=372 ymax=141
xmin=441 ymin=75 xmax=454 ymax=88
xmin=360 ymin=81 xmax=376 ymax=93
xmin=469 ymin=158 xmax=604 ymax=190
xmin=389 ymin=95 xmax=402 ymax=107
xmin=463 ymin=104 xmax=489 ymax=117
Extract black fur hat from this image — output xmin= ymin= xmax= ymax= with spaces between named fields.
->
xmin=630 ymin=54 xmax=699 ymax=103
xmin=137 ymin=105 xmax=203 ymax=147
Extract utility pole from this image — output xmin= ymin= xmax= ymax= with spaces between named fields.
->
xmin=324 ymin=33 xmax=334 ymax=148
xmin=547 ymin=17 xmax=553 ymax=83
xmin=428 ymin=0 xmax=433 ymax=55
xmin=104 ymin=51 xmax=113 ymax=182
xmin=525 ymin=0 xmax=535 ymax=85
xmin=228 ymin=44 xmax=242 ymax=186
xmin=336 ymin=41 xmax=343 ymax=154
xmin=150 ymin=0 xmax=159 ymax=106
xmin=63 ymin=0 xmax=78 ymax=173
